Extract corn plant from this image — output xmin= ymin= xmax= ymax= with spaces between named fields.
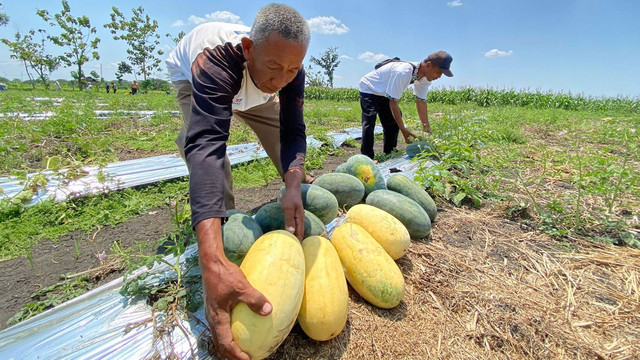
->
xmin=304 ymin=87 xmax=640 ymax=113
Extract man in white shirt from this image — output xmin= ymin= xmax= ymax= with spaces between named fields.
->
xmin=358 ymin=51 xmax=453 ymax=159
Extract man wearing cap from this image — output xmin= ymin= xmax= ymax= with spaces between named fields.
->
xmin=358 ymin=51 xmax=453 ymax=159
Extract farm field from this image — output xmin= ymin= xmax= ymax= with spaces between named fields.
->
xmin=0 ymin=88 xmax=639 ymax=358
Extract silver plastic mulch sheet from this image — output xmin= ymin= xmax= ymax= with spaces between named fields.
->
xmin=0 ymin=127 xmax=381 ymax=206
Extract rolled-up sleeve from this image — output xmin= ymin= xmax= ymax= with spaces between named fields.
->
xmin=185 ymin=45 xmax=244 ymax=227
xmin=278 ymin=68 xmax=307 ymax=174
xmin=413 ymin=79 xmax=429 ymax=102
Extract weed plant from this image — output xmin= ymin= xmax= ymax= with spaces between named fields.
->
xmin=411 ymin=106 xmax=639 ymax=247
xmin=115 ymin=199 xmax=203 ymax=358
xmin=7 ymin=276 xmax=93 ymax=325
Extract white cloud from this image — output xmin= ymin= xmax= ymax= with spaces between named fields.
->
xmin=188 ymin=11 xmax=243 ymax=25
xmin=171 ymin=20 xmax=185 ymax=27
xmin=447 ymin=0 xmax=463 ymax=7
xmin=188 ymin=15 xmax=206 ymax=25
xmin=340 ymin=55 xmax=353 ymax=60
xmin=484 ymin=49 xmax=513 ymax=58
xmin=307 ymin=16 xmax=349 ymax=35
xmin=358 ymin=51 xmax=389 ymax=63
xmin=335 ymin=75 xmax=342 ymax=79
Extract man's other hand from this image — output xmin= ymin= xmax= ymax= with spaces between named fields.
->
xmin=281 ymin=168 xmax=305 ymax=240
xmin=401 ymin=128 xmax=417 ymax=144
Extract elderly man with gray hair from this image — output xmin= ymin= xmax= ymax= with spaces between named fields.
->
xmin=165 ymin=4 xmax=310 ymax=359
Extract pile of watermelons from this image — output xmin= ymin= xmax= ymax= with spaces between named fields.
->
xmin=222 ymin=150 xmax=438 ymax=360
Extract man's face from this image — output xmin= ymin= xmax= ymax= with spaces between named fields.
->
xmin=422 ymin=62 xmax=443 ymax=82
xmin=242 ymin=33 xmax=308 ymax=94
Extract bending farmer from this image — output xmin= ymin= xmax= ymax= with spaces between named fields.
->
xmin=165 ymin=4 xmax=310 ymax=360
xmin=358 ymin=51 xmax=453 ymax=159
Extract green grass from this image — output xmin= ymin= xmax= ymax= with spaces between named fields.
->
xmin=232 ymin=157 xmax=281 ymax=188
xmin=0 ymin=93 xmax=363 ymax=175
xmin=0 ymin=90 xmax=183 ymax=174
xmin=1 ymin=88 xmax=639 ymax=262
xmin=0 ymin=179 xmax=189 ymax=260
xmin=411 ymin=106 xmax=639 ymax=246
xmin=0 ymin=144 xmax=346 ymax=260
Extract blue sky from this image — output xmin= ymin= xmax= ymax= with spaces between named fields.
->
xmin=1 ymin=0 xmax=639 ymax=97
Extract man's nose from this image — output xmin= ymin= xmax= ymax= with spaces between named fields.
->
xmin=272 ymin=75 xmax=288 ymax=89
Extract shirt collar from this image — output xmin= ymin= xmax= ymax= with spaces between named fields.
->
xmin=411 ymin=62 xmax=420 ymax=83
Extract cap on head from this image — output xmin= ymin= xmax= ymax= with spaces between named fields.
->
xmin=426 ymin=51 xmax=453 ymax=77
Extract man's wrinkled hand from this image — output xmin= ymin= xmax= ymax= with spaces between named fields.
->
xmin=202 ymin=260 xmax=272 ymax=360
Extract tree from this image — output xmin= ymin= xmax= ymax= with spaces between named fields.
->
xmin=0 ymin=2 xmax=9 ymax=26
xmin=141 ymin=78 xmax=171 ymax=92
xmin=310 ymin=47 xmax=340 ymax=88
xmin=166 ymin=31 xmax=185 ymax=45
xmin=305 ymin=64 xmax=326 ymax=87
xmin=1 ymin=29 xmax=61 ymax=89
xmin=37 ymin=0 xmax=100 ymax=90
xmin=115 ymin=61 xmax=133 ymax=84
xmin=104 ymin=6 xmax=164 ymax=81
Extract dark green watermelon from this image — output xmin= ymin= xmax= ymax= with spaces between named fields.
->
xmin=222 ymin=213 xmax=263 ymax=266
xmin=254 ymin=202 xmax=326 ymax=237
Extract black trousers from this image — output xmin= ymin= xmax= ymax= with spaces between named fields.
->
xmin=359 ymin=92 xmax=400 ymax=159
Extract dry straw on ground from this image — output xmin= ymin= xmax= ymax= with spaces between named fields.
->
xmin=271 ymin=205 xmax=640 ymax=360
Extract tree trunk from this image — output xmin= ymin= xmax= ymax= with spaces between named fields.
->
xmin=23 ymin=61 xmax=36 ymax=89
xmin=78 ymin=64 xmax=83 ymax=91
xmin=33 ymin=64 xmax=49 ymax=90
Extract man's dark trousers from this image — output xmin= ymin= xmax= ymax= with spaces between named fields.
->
xmin=359 ymin=92 xmax=400 ymax=159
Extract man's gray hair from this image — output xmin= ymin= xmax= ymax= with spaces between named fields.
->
xmin=250 ymin=3 xmax=310 ymax=47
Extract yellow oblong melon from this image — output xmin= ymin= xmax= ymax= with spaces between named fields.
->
xmin=330 ymin=223 xmax=405 ymax=308
xmin=231 ymin=230 xmax=305 ymax=360
xmin=298 ymin=236 xmax=349 ymax=341
xmin=345 ymin=204 xmax=411 ymax=260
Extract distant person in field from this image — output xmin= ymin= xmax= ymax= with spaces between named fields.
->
xmin=165 ymin=4 xmax=311 ymax=359
xmin=111 ymin=82 xmax=117 ymax=93
xmin=54 ymin=81 xmax=61 ymax=91
xmin=105 ymin=83 xmax=110 ymax=93
xmin=358 ymin=51 xmax=453 ymax=159
xmin=130 ymin=81 xmax=139 ymax=95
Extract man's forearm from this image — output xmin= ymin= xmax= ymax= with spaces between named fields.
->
xmin=195 ymin=218 xmax=226 ymax=266
xmin=416 ymin=100 xmax=430 ymax=133
xmin=284 ymin=167 xmax=304 ymax=187
xmin=389 ymin=100 xmax=405 ymax=130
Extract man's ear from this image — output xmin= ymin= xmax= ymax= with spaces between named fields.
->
xmin=241 ymin=37 xmax=254 ymax=60
xmin=422 ymin=61 xmax=433 ymax=76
